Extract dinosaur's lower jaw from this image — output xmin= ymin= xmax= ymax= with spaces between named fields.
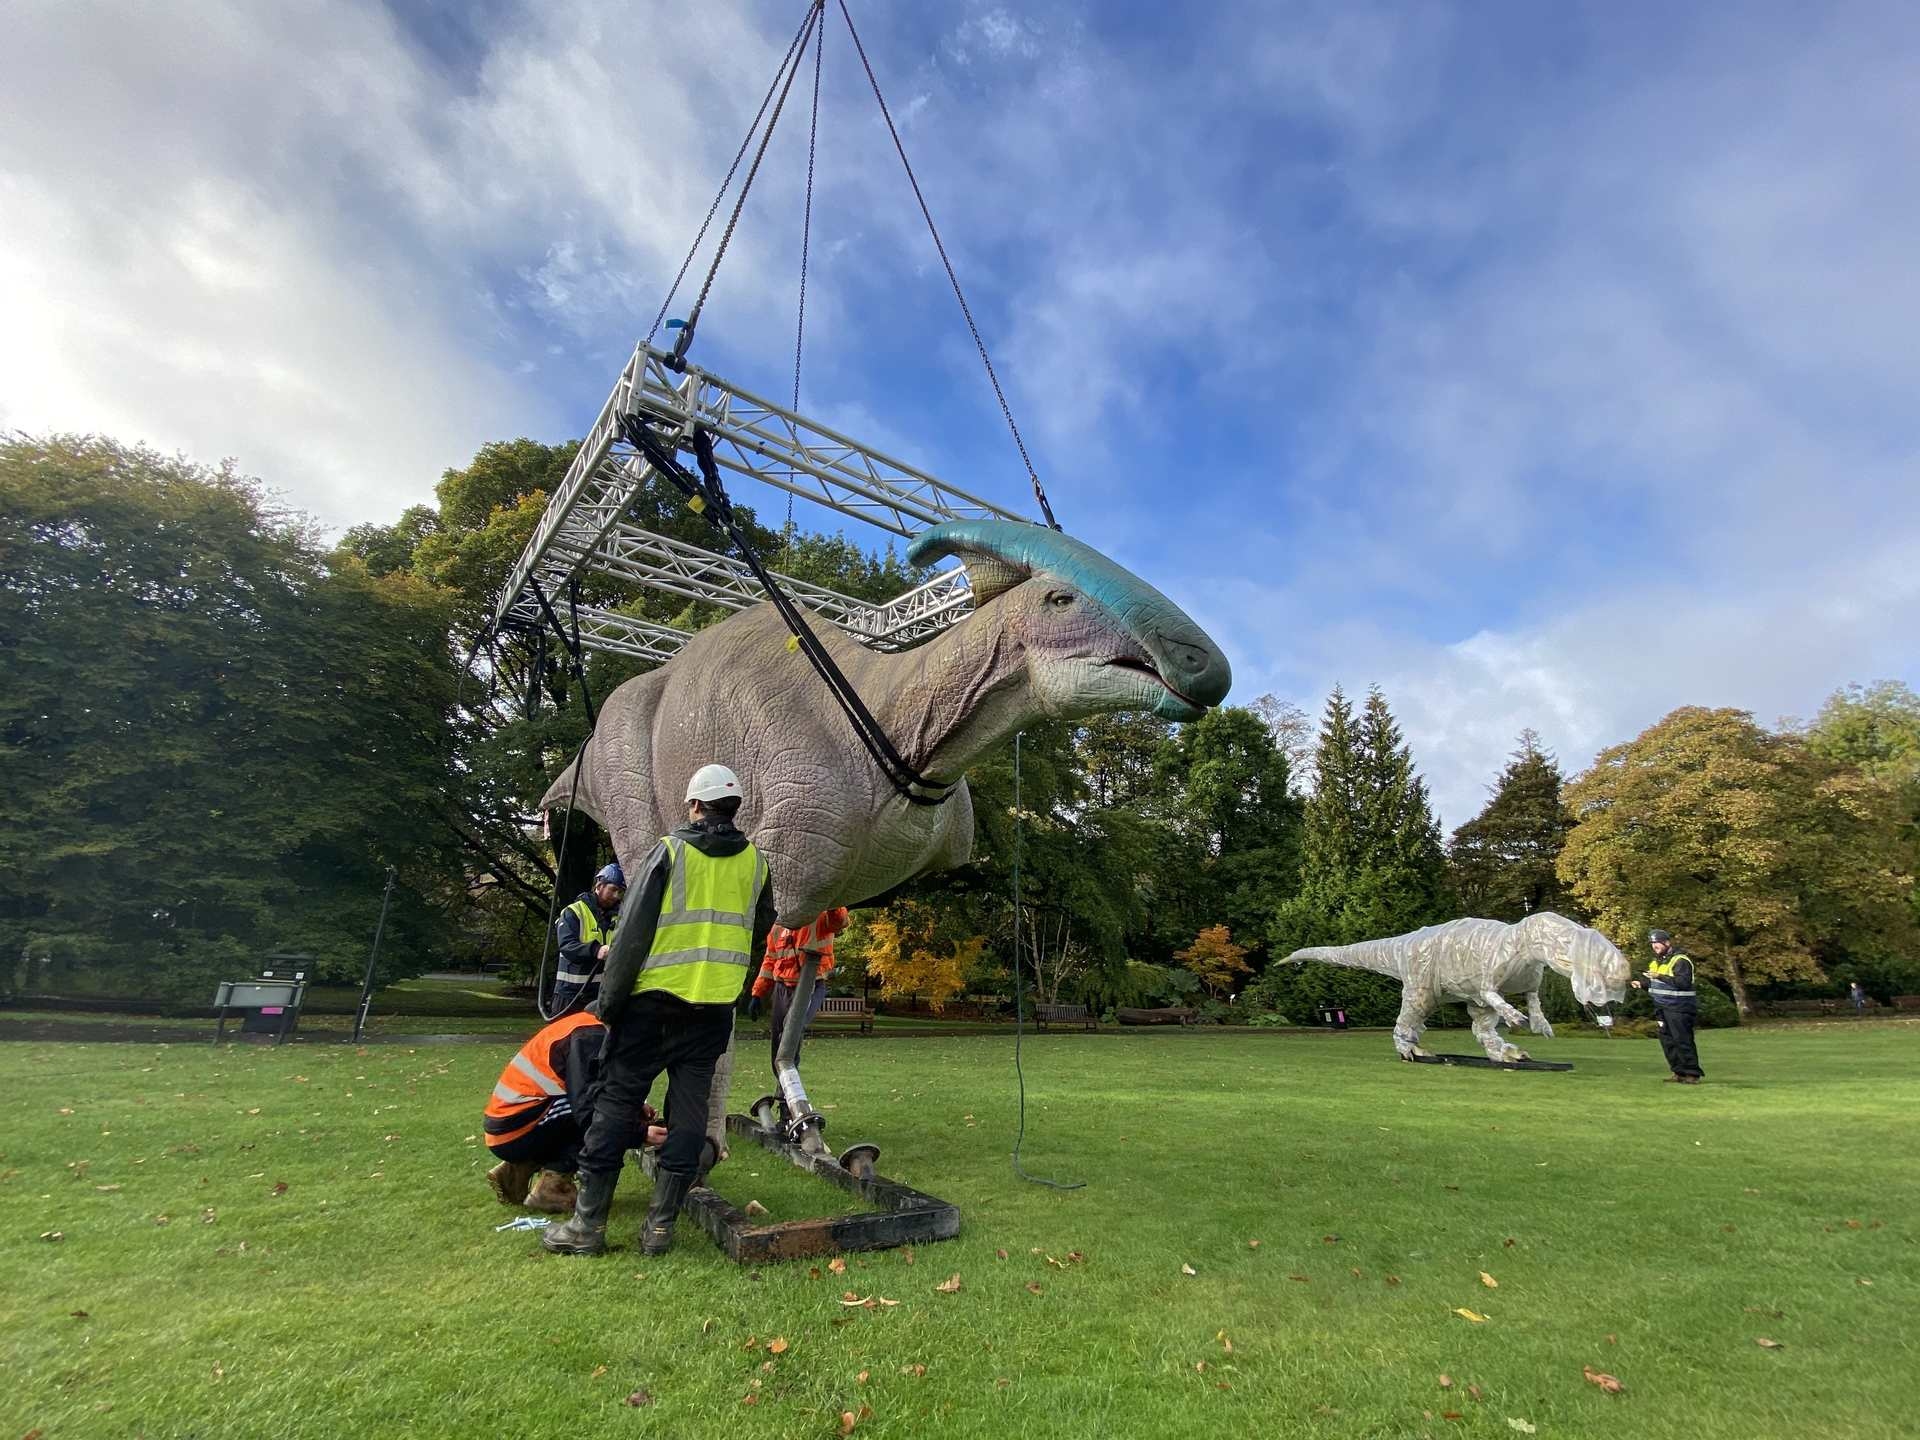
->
xmin=1102 ymin=657 xmax=1210 ymax=720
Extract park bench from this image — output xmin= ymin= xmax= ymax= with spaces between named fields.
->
xmin=1115 ymin=1006 xmax=1196 ymax=1026
xmin=1892 ymin=995 xmax=1920 ymax=1012
xmin=1762 ymin=999 xmax=1840 ymax=1017
xmin=815 ymin=994 xmax=874 ymax=1032
xmin=1033 ymin=1002 xmax=1096 ymax=1032
xmin=211 ymin=971 xmax=308 ymax=1044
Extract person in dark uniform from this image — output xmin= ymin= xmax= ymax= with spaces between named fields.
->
xmin=1630 ymin=928 xmax=1704 ymax=1083
xmin=551 ymin=863 xmax=626 ymax=1013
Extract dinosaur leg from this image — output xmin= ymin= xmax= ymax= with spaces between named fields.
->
xmin=1525 ymin=990 xmax=1554 ymax=1039
xmin=1468 ymin=1000 xmax=1529 ymax=1062
xmin=1393 ymin=987 xmax=1434 ymax=1059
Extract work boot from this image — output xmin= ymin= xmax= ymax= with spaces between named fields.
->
xmin=487 ymin=1159 xmax=537 ymax=1206
xmin=525 ymin=1170 xmax=579 ymax=1214
xmin=541 ymin=1170 xmax=618 ymax=1255
xmin=640 ymin=1170 xmax=695 ymax=1256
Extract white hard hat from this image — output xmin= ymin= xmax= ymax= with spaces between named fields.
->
xmin=685 ymin=763 xmax=742 ymax=803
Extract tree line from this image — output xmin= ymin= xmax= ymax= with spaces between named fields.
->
xmin=4 ymin=433 xmax=1914 ymax=1018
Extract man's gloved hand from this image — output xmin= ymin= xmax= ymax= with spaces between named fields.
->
xmin=745 ymin=995 xmax=762 ymax=1021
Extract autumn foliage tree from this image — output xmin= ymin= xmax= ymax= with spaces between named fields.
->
xmin=1175 ymin=924 xmax=1251 ymax=996
xmin=848 ymin=901 xmax=985 ymax=1012
xmin=1559 ymin=706 xmax=1916 ymax=1014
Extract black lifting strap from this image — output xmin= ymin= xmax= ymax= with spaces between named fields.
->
xmin=617 ymin=413 xmax=953 ymax=807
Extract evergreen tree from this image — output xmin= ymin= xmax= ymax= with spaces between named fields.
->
xmin=1448 ymin=730 xmax=1573 ymax=920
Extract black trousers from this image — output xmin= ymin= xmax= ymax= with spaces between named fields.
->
xmin=577 ymin=991 xmax=734 ymax=1180
xmin=1656 ymin=1003 xmax=1704 ymax=1078
xmin=488 ymin=1106 xmax=583 ymax=1172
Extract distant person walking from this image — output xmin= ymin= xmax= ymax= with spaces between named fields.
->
xmin=1850 ymin=981 xmax=1868 ymax=1017
xmin=1629 ymin=929 xmax=1704 ymax=1083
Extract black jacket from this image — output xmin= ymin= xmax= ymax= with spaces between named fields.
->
xmin=552 ymin=891 xmax=618 ymax=1010
xmin=592 ymin=818 xmax=776 ymax=1025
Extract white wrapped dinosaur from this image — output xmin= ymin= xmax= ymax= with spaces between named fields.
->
xmin=542 ymin=519 xmax=1232 ymax=919
xmin=1285 ymin=912 xmax=1631 ymax=1062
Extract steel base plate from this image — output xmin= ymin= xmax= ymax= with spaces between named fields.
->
xmin=632 ymin=1114 xmax=959 ymax=1264
xmin=1407 ymin=1053 xmax=1574 ymax=1071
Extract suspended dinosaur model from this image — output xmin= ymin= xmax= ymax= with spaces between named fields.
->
xmin=1285 ymin=913 xmax=1631 ymax=1063
xmin=541 ymin=519 xmax=1233 ymax=920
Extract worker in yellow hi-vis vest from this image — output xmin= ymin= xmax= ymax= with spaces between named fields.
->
xmin=544 ymin=763 xmax=774 ymax=1257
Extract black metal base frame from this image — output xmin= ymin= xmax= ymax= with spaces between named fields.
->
xmin=633 ymin=1114 xmax=960 ymax=1264
xmin=1408 ymin=1053 xmax=1575 ymax=1072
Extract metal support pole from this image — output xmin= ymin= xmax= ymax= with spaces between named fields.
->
xmin=352 ymin=867 xmax=397 ymax=1045
xmin=776 ymin=954 xmax=831 ymax=1155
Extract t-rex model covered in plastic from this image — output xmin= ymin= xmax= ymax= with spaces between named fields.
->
xmin=543 ymin=519 xmax=1232 ymax=921
xmin=1285 ymin=913 xmax=1631 ymax=1062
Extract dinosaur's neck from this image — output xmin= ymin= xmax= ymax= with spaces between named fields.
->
xmin=861 ymin=606 xmax=1033 ymax=785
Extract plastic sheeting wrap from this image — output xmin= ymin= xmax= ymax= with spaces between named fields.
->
xmin=1287 ymin=912 xmax=1631 ymax=1061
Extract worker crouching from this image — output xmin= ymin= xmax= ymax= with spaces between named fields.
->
xmin=543 ymin=764 xmax=774 ymax=1257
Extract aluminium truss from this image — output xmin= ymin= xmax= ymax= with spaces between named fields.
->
xmin=488 ymin=342 xmax=1032 ymax=669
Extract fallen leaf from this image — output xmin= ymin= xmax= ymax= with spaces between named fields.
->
xmin=1439 ymin=1374 xmax=1454 ymax=1389
xmin=901 ymin=1363 xmax=927 ymax=1377
xmin=1046 ymin=1254 xmax=1064 ymax=1269
xmin=1322 ymin=1234 xmax=1340 ymax=1244
xmin=271 ymin=1181 xmax=288 ymax=1196
xmin=875 ymin=1297 xmax=901 ymax=1307
xmin=1194 ymin=1360 xmax=1209 ymax=1373
xmin=1503 ymin=1237 xmax=1516 ymax=1247
xmin=809 ymin=1266 xmax=822 ymax=1280
xmin=1350 ymin=1267 xmax=1363 ymax=1278
xmin=828 ymin=1257 xmax=848 ymax=1274
xmin=201 ymin=1208 xmax=217 ymax=1224
xmin=1025 ymin=1281 xmax=1043 ymax=1295
xmin=1845 ymin=1219 xmax=1862 ymax=1230
xmin=839 ymin=1411 xmax=859 ymax=1436
xmin=152 ymin=1214 xmax=170 ymax=1226
xmin=1247 ymin=1239 xmax=1261 ymax=1249
xmin=743 ymin=1335 xmax=760 ymax=1350
xmin=1442 ymin=1411 xmax=1463 ymax=1421
xmin=1181 ymin=1263 xmax=1197 ymax=1276
xmin=40 ymin=1230 xmax=63 ymax=1242
xmin=1216 ymin=1382 xmax=1232 ymax=1391
xmin=935 ymin=1273 xmax=963 ymax=1294
xmin=768 ymin=1337 xmax=789 ymax=1355
xmin=1606 ymin=1333 xmax=1617 ymax=1345
xmin=1508 ymin=1420 xmax=1536 ymax=1435
xmin=1755 ymin=1337 xmax=1784 ymax=1350
xmin=1454 ymin=1308 xmax=1489 ymax=1323
xmin=998 ymin=1377 xmax=1012 ymax=1390
xmin=857 ymin=1370 xmax=870 ymax=1384
xmin=1217 ymin=1330 xmax=1233 ymax=1354
xmin=1857 ymin=1277 xmax=1874 ymax=1287
xmin=902 ymin=1248 xmax=915 ymax=1265
xmin=1583 ymin=1366 xmax=1623 ymax=1393
xmin=1385 ymin=1274 xmax=1402 ymax=1286
xmin=58 ymin=1107 xmax=74 ymax=1115
xmin=995 ymin=1248 xmax=1008 ymax=1260
xmin=759 ymin=1360 xmax=775 ymax=1374
xmin=744 ymin=1200 xmax=769 ymax=1217
xmin=740 ymin=1393 xmax=759 ymax=1406
xmin=211 ymin=1362 xmax=224 ymax=1382
xmin=94 ymin=1184 xmax=122 ymax=1193
xmin=625 ymin=1390 xmax=653 ymax=1407
xmin=1722 ymin=1224 xmax=1737 ymax=1233
xmin=1289 ymin=1274 xmax=1311 ymax=1283
xmin=590 ymin=1365 xmax=607 ymax=1379
xmin=1480 ymin=1272 xmax=1499 ymax=1288
xmin=1468 ymin=1384 xmax=1484 ymax=1401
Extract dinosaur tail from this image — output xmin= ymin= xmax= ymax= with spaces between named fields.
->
xmin=1284 ymin=939 xmax=1405 ymax=978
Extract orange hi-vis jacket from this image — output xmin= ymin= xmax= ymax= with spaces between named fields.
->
xmin=750 ymin=907 xmax=849 ymax=1000
xmin=483 ymin=1011 xmax=604 ymax=1149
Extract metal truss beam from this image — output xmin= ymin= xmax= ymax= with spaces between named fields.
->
xmin=489 ymin=343 xmax=1031 ymax=660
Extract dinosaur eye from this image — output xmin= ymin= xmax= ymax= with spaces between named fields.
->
xmin=1045 ymin=590 xmax=1075 ymax=609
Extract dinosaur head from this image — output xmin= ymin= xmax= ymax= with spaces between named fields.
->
xmin=907 ymin=520 xmax=1232 ymax=722
xmin=1521 ymin=913 xmax=1631 ymax=1008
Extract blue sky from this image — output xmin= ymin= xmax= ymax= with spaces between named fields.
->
xmin=4 ymin=0 xmax=1915 ymax=823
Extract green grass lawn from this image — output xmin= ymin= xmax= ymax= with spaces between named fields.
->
xmin=3 ymin=1023 xmax=1915 ymax=1439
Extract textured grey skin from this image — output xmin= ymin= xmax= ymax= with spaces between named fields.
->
xmin=1287 ymin=912 xmax=1631 ymax=1062
xmin=541 ymin=522 xmax=1232 ymax=925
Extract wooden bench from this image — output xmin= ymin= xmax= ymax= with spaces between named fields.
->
xmin=1892 ymin=995 xmax=1920 ymax=1012
xmin=1033 ymin=1002 xmax=1096 ymax=1032
xmin=1762 ymin=999 xmax=1839 ymax=1017
xmin=1115 ymin=1005 xmax=1196 ymax=1026
xmin=815 ymin=994 xmax=874 ymax=1032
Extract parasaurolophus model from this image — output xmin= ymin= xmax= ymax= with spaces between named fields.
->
xmin=542 ymin=518 xmax=1233 ymax=919
xmin=1285 ymin=913 xmax=1632 ymax=1063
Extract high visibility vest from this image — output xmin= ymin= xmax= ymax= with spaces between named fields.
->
xmin=1647 ymin=953 xmax=1696 ymax=1003
xmin=484 ymin=1011 xmax=602 ymax=1147
xmin=555 ymin=898 xmax=616 ymax=987
xmin=636 ymin=836 xmax=768 ymax=1005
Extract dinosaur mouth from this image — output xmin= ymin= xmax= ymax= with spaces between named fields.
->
xmin=1105 ymin=655 xmax=1204 ymax=710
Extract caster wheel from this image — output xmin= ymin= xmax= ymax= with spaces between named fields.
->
xmin=838 ymin=1143 xmax=880 ymax=1180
